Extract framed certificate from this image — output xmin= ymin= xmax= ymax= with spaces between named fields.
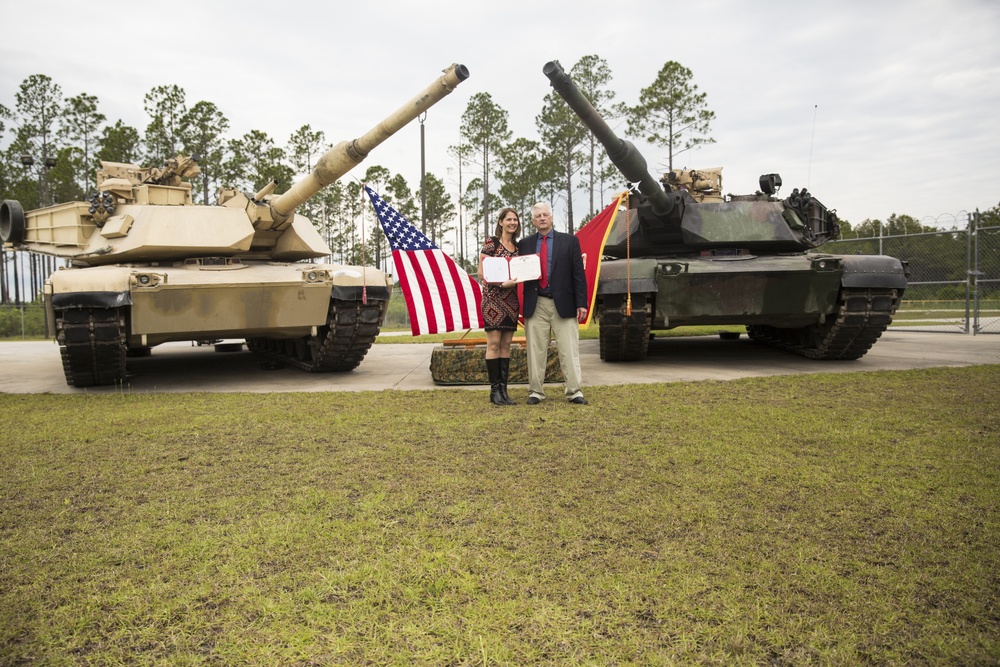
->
xmin=482 ymin=254 xmax=542 ymax=283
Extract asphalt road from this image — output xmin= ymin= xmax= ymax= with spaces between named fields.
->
xmin=1 ymin=330 xmax=997 ymax=395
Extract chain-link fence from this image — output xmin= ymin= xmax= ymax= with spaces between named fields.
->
xmin=974 ymin=224 xmax=1000 ymax=333
xmin=821 ymin=212 xmax=998 ymax=334
xmin=384 ymin=287 xmax=412 ymax=330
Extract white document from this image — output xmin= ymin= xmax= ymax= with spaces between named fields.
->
xmin=482 ymin=254 xmax=541 ymax=284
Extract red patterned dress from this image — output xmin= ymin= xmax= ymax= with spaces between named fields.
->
xmin=480 ymin=236 xmax=520 ymax=331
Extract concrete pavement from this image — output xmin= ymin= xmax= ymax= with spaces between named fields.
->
xmin=0 ymin=330 xmax=997 ymax=394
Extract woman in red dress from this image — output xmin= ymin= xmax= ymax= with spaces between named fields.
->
xmin=478 ymin=207 xmax=521 ymax=405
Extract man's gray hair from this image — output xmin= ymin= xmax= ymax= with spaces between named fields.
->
xmin=531 ymin=201 xmax=553 ymax=217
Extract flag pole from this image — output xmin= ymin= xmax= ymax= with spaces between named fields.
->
xmin=361 ymin=183 xmax=368 ymax=305
xmin=624 ymin=190 xmax=632 ymax=317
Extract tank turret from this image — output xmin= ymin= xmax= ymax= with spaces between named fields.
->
xmin=0 ymin=64 xmax=469 ymax=387
xmin=544 ymin=59 xmax=842 ymax=256
xmin=542 ymin=60 xmax=907 ymax=362
xmin=2 ymin=64 xmax=469 ymax=267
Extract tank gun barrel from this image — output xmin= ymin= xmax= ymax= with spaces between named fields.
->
xmin=270 ymin=63 xmax=470 ymax=222
xmin=254 ymin=179 xmax=278 ymax=201
xmin=542 ymin=60 xmax=679 ymax=220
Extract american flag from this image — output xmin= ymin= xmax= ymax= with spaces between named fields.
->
xmin=365 ymin=185 xmax=483 ymax=336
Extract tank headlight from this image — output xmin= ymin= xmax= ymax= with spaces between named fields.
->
xmin=304 ymin=270 xmax=328 ymax=282
xmin=658 ymin=262 xmax=687 ymax=277
xmin=134 ymin=273 xmax=163 ymax=287
xmin=810 ymin=257 xmax=841 ymax=272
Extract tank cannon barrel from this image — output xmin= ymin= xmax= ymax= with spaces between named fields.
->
xmin=542 ymin=60 xmax=679 ymax=220
xmin=270 ymin=63 xmax=470 ymax=221
xmin=254 ymin=179 xmax=278 ymax=201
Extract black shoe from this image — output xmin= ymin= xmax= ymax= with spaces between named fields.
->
xmin=498 ymin=358 xmax=516 ymax=405
xmin=526 ymin=396 xmax=542 ymax=405
xmin=486 ymin=359 xmax=506 ymax=406
xmin=490 ymin=386 xmax=506 ymax=405
xmin=569 ymin=396 xmax=589 ymax=405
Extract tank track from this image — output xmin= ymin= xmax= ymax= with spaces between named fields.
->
xmin=746 ymin=286 xmax=903 ymax=360
xmin=598 ymin=293 xmax=652 ymax=361
xmin=246 ymin=297 xmax=387 ymax=372
xmin=56 ymin=307 xmax=128 ymax=387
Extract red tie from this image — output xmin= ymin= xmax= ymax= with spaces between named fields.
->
xmin=539 ymin=234 xmax=549 ymax=289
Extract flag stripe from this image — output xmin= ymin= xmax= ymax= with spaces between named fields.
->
xmin=413 ymin=250 xmax=447 ymax=331
xmin=444 ymin=253 xmax=481 ymax=329
xmin=431 ymin=250 xmax=464 ymax=330
xmin=393 ymin=250 xmax=429 ymax=335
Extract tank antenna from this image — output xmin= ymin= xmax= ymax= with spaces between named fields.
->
xmin=361 ymin=183 xmax=368 ymax=305
xmin=808 ymin=104 xmax=818 ymax=188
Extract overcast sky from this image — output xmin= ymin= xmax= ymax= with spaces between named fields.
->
xmin=2 ymin=0 xmax=999 ymax=234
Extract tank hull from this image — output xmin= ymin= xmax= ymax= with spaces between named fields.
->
xmin=44 ymin=261 xmax=391 ymax=386
xmin=595 ymin=253 xmax=907 ymax=361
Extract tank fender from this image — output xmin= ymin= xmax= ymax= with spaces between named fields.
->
xmin=595 ymin=258 xmax=659 ymax=295
xmin=838 ymin=254 xmax=908 ymax=289
xmin=323 ymin=264 xmax=392 ymax=302
xmin=50 ymin=291 xmax=132 ymax=309
xmin=46 ymin=265 xmax=135 ymax=308
xmin=596 ymin=278 xmax=658 ymax=296
xmin=332 ymin=284 xmax=391 ymax=302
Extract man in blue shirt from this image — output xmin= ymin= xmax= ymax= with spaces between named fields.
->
xmin=517 ymin=202 xmax=589 ymax=405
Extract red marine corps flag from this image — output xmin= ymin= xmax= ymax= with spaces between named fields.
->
xmin=365 ymin=185 xmax=484 ymax=336
xmin=574 ymin=191 xmax=627 ymax=327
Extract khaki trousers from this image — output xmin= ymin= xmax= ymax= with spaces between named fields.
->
xmin=524 ymin=296 xmax=584 ymax=400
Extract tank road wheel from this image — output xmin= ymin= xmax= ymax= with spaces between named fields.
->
xmin=598 ymin=293 xmax=651 ymax=362
xmin=245 ymin=298 xmax=387 ymax=372
xmin=314 ymin=298 xmax=388 ymax=371
xmin=56 ymin=307 xmax=127 ymax=387
xmin=748 ymin=287 xmax=902 ymax=360
xmin=246 ymin=337 xmax=275 ymax=355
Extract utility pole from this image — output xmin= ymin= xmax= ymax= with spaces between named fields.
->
xmin=419 ymin=112 xmax=427 ymax=236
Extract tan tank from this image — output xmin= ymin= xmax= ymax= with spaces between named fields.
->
xmin=0 ymin=64 xmax=469 ymax=387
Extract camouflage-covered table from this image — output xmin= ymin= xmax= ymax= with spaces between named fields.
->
xmin=430 ymin=339 xmax=565 ymax=385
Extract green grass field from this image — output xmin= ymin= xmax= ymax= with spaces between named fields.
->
xmin=2 ymin=367 xmax=998 ymax=665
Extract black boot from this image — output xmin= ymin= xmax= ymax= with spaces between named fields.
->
xmin=486 ymin=358 xmax=505 ymax=405
xmin=498 ymin=357 xmax=516 ymax=405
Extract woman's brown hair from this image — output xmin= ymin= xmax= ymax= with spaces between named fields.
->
xmin=493 ymin=207 xmax=521 ymax=239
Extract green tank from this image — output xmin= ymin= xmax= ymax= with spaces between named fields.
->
xmin=543 ymin=60 xmax=907 ymax=361
xmin=0 ymin=64 xmax=469 ymax=387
